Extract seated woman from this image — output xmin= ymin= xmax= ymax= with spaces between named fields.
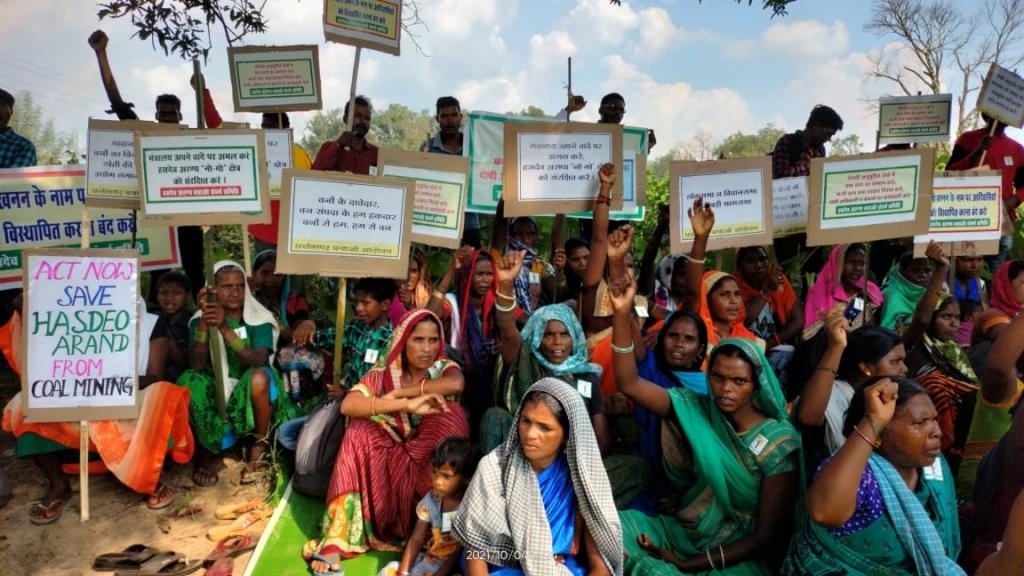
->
xmin=734 ymin=246 xmax=803 ymax=377
xmin=453 ymin=379 xmax=623 ymax=575
xmin=609 ymin=272 xmax=801 ymax=574
xmin=2 ymin=294 xmax=193 ymax=524
xmin=684 ymin=197 xmax=764 ymax=353
xmin=803 ymin=243 xmax=882 ymax=340
xmin=179 ymin=260 xmax=298 ymax=486
xmin=784 ymin=378 xmax=963 ymax=575
xmin=880 ymin=251 xmax=932 ymax=334
xmin=306 ymin=309 xmax=468 ymax=575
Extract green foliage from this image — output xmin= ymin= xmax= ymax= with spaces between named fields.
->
xmin=829 ymin=133 xmax=864 ymax=157
xmin=299 ymin=104 xmax=434 ymax=157
xmin=9 ymin=91 xmax=82 ymax=164
xmin=693 ymin=0 xmax=796 ymax=16
xmin=513 ymin=106 xmax=547 ymax=118
xmin=714 ymin=124 xmax=786 ymax=159
xmin=97 ymin=0 xmax=269 ymax=61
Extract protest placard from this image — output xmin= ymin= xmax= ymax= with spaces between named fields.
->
xmin=0 ymin=166 xmax=179 ymax=287
xmin=807 ymin=149 xmax=935 ymax=246
xmin=977 ymin=63 xmax=1024 ymax=128
xmin=323 ymin=0 xmax=402 ymax=55
xmin=264 ymin=129 xmax=294 ymax=199
xmin=136 ymin=130 xmax=270 ymax=226
xmin=773 ymin=177 xmax=808 ymax=237
xmin=85 ymin=119 xmax=182 ymax=209
xmin=669 ymin=157 xmax=773 ymax=252
xmin=503 ymin=122 xmax=623 ymax=217
xmin=913 ymin=170 xmax=1002 ymax=256
xmin=276 ymin=169 xmax=414 ymax=278
xmin=228 ymin=45 xmax=322 ymax=112
xmin=465 ymin=111 xmax=550 ymax=214
xmin=878 ymin=94 xmax=953 ymax=146
xmin=571 ymin=126 xmax=649 ymax=221
xmin=22 ymin=248 xmax=140 ymax=422
xmin=378 ymin=149 xmax=468 ymax=249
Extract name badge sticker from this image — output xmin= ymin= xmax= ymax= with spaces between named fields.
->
xmin=234 ymin=326 xmax=248 ymax=340
xmin=577 ymin=379 xmax=593 ymax=399
xmin=364 ymin=349 xmax=379 ymax=364
xmin=749 ymin=434 xmax=769 ymax=456
xmin=923 ymin=460 xmax=944 ymax=482
xmin=441 ymin=511 xmax=454 ymax=532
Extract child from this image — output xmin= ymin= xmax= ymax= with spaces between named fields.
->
xmin=154 ymin=271 xmax=192 ymax=382
xmin=956 ymin=298 xmax=983 ymax=347
xmin=951 ymin=256 xmax=988 ymax=308
xmin=379 ymin=437 xmax=481 ymax=576
xmin=340 ymin=278 xmax=397 ymax=389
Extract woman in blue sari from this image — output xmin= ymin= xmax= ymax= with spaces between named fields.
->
xmin=453 ymin=378 xmax=623 ymax=575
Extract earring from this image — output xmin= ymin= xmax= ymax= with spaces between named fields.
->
xmin=864 ymin=371 xmax=872 ymax=376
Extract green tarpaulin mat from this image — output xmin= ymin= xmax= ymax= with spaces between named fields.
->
xmin=243 ymin=481 xmax=399 ymax=576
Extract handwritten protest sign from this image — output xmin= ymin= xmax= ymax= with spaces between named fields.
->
xmin=670 ymin=157 xmax=773 ymax=251
xmin=323 ymin=0 xmax=402 ymax=55
xmin=22 ymin=249 xmax=139 ymax=422
xmin=264 ymin=129 xmax=294 ymax=199
xmin=807 ymin=149 xmax=935 ymax=246
xmin=772 ymin=177 xmax=809 ymax=237
xmin=136 ymin=130 xmax=270 ymax=225
xmin=502 ymin=122 xmax=623 ymax=217
xmin=878 ymin=94 xmax=953 ymax=146
xmin=465 ymin=111 xmax=550 ymax=213
xmin=277 ymin=169 xmax=414 ymax=278
xmin=913 ymin=170 xmax=1002 ymax=256
xmin=86 ymin=119 xmax=182 ymax=208
xmin=978 ymin=63 xmax=1024 ymax=128
xmin=571 ymin=126 xmax=649 ymax=221
xmin=0 ymin=166 xmax=179 ymax=287
xmin=228 ymin=45 xmax=322 ymax=112
xmin=379 ymin=149 xmax=468 ymax=249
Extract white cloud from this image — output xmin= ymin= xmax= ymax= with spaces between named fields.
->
xmin=568 ymin=0 xmax=639 ymax=47
xmin=529 ymin=30 xmax=577 ymax=71
xmin=427 ymin=0 xmax=508 ymax=41
xmin=722 ymin=20 xmax=851 ymax=61
xmin=453 ymin=74 xmax=529 ymax=114
xmin=632 ymin=8 xmax=679 ymax=59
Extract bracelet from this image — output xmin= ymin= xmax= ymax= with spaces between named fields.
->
xmin=611 ymin=341 xmax=635 ymax=354
xmin=194 ymin=330 xmax=209 ymax=344
xmin=705 ymin=548 xmax=718 ymax=570
xmin=495 ymin=300 xmax=517 ymax=313
xmin=370 ymin=396 xmax=377 ymax=416
xmin=817 ymin=366 xmax=838 ymax=376
xmin=853 ymin=425 xmax=881 ymax=449
xmin=595 ymin=195 xmax=611 ymax=205
xmin=864 ymin=414 xmax=882 ymax=438
xmin=719 ymin=545 xmax=726 ymax=569
xmin=430 ymin=290 xmax=445 ymax=301
xmin=420 ymin=378 xmax=426 ymax=396
xmin=688 ymin=256 xmax=706 ymax=264
xmin=496 ymin=289 xmax=516 ymax=301
xmin=228 ymin=338 xmax=245 ymax=353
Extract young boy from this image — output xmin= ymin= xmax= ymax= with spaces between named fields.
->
xmin=154 ymin=271 xmax=193 ymax=382
xmin=340 ymin=278 xmax=397 ymax=389
xmin=380 ymin=437 xmax=481 ymax=576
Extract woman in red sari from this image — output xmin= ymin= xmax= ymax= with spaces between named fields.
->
xmin=305 ymin=309 xmax=469 ymax=575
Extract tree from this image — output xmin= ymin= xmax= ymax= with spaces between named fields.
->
xmin=829 ymin=134 xmax=864 ymax=157
xmin=714 ymin=124 xmax=786 ymax=159
xmin=611 ymin=0 xmax=797 ymax=17
xmin=9 ymin=91 xmax=81 ymax=164
xmin=866 ymin=0 xmax=1024 ymax=133
xmin=299 ymin=103 xmax=433 ymax=155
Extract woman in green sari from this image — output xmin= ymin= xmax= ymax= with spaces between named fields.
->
xmin=783 ymin=377 xmax=963 ymax=575
xmin=609 ymin=272 xmax=801 ymax=575
xmin=179 ymin=260 xmax=299 ymax=486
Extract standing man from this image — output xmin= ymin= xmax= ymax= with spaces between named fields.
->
xmin=420 ymin=96 xmax=480 ymax=247
xmin=948 ymin=113 xmax=1024 ymax=269
xmin=312 ymin=96 xmax=377 ymax=174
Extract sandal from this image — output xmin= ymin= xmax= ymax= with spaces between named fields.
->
xmin=206 ymin=509 xmax=271 ymax=542
xmin=239 ymin=461 xmax=270 ymax=485
xmin=203 ymin=532 xmax=259 ymax=566
xmin=202 ymin=557 xmax=234 ymax=576
xmin=215 ymin=498 xmax=265 ymax=520
xmin=29 ymin=493 xmax=71 ymax=526
xmin=112 ymin=551 xmax=201 ymax=575
xmin=191 ymin=468 xmax=219 ymax=488
xmin=93 ymin=544 xmax=161 ymax=571
xmin=146 ymin=485 xmax=176 ymax=511
xmin=309 ymin=545 xmax=344 ymax=576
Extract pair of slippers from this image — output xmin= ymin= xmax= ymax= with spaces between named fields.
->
xmin=206 ymin=506 xmax=271 ymax=542
xmin=202 ymin=533 xmax=260 ymax=576
xmin=92 ymin=546 xmax=200 ymax=575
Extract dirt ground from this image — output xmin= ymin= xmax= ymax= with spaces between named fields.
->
xmin=0 ymin=369 xmax=273 ymax=576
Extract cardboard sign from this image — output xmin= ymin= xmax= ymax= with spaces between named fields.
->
xmin=878 ymin=94 xmax=953 ymax=146
xmin=913 ymin=170 xmax=1002 ymax=256
xmin=772 ymin=177 xmax=809 ymax=237
xmin=276 ymin=169 xmax=414 ymax=278
xmin=807 ymin=149 xmax=935 ymax=246
xmin=669 ymin=157 xmax=773 ymax=252
xmin=228 ymin=45 xmax=322 ymax=113
xmin=323 ymin=0 xmax=402 ymax=55
xmin=502 ymin=122 xmax=624 ymax=217
xmin=85 ymin=119 xmax=182 ymax=208
xmin=0 ymin=166 xmax=179 ymax=287
xmin=136 ymin=130 xmax=270 ymax=226
xmin=465 ymin=111 xmax=553 ymax=214
xmin=571 ymin=126 xmax=649 ymax=221
xmin=22 ymin=249 xmax=140 ymax=422
xmin=977 ymin=63 xmax=1024 ymax=128
xmin=378 ymin=149 xmax=469 ymax=249
xmin=264 ymin=129 xmax=294 ymax=199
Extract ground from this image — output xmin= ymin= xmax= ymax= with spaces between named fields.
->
xmin=0 ymin=368 xmax=271 ymax=576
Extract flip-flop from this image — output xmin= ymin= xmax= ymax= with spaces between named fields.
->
xmin=146 ymin=485 xmax=176 ymax=511
xmin=206 ymin=509 xmax=270 ymax=542
xmin=310 ymin=550 xmax=344 ymax=576
xmin=112 ymin=551 xmax=201 ymax=576
xmin=238 ymin=461 xmax=270 ymax=485
xmin=202 ymin=532 xmax=259 ymax=566
xmin=202 ymin=557 xmax=234 ymax=576
xmin=29 ymin=494 xmax=71 ymax=526
xmin=93 ymin=545 xmax=162 ymax=571
xmin=191 ymin=469 xmax=219 ymax=488
xmin=214 ymin=498 xmax=264 ymax=520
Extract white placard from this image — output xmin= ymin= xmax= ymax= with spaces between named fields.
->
xmin=772 ymin=177 xmax=809 ymax=237
xmin=913 ymin=173 xmax=1003 ymax=246
xmin=264 ymin=129 xmax=294 ymax=199
xmin=516 ymin=132 xmax=613 ymax=201
xmin=978 ymin=63 xmax=1024 ymax=128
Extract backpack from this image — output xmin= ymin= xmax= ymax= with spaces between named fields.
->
xmin=293 ymin=398 xmax=345 ymax=499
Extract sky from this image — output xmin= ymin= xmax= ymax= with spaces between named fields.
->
xmin=1 ymin=0 xmax=1020 ymax=158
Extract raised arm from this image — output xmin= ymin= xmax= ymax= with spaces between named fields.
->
xmin=903 ymin=241 xmax=948 ymax=349
xmin=684 ymin=197 xmax=715 ymax=313
xmin=582 ymin=164 xmax=616 ymax=288
xmin=495 ymin=250 xmax=525 ymax=365
xmin=794 ymin=307 xmax=849 ymax=426
xmin=637 ymin=205 xmax=669 ymax=296
xmin=982 ymin=309 xmax=1024 ymax=405
xmin=806 ymin=379 xmax=896 ymax=527
xmin=609 ymin=271 xmax=672 ymax=417
xmin=88 ymin=30 xmax=138 ymax=120
xmin=607 ymin=225 xmax=646 ymax=362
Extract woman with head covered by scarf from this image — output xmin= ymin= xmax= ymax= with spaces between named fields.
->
xmin=803 ymin=244 xmax=883 ymax=340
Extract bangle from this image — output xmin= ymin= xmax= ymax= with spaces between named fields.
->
xmin=495 ymin=300 xmax=517 ymax=313
xmin=420 ymin=378 xmax=426 ymax=396
xmin=864 ymin=414 xmax=882 ymax=438
xmin=370 ymin=396 xmax=377 ymax=416
xmin=430 ymin=290 xmax=444 ymax=301
xmin=496 ymin=289 xmax=516 ymax=301
xmin=595 ymin=195 xmax=611 ymax=205
xmin=228 ymin=338 xmax=245 ymax=353
xmin=817 ymin=366 xmax=838 ymax=376
xmin=688 ymin=256 xmax=706 ymax=265
xmin=853 ymin=425 xmax=881 ymax=449
xmin=719 ymin=545 xmax=725 ymax=568
xmin=705 ymin=548 xmax=718 ymax=570
xmin=611 ymin=341 xmax=635 ymax=354
xmin=194 ymin=330 xmax=209 ymax=344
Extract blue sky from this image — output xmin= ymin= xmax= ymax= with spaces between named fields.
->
xmin=2 ymin=0 xmax=1016 ymax=157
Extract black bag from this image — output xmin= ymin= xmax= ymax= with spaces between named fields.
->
xmin=293 ymin=398 xmax=345 ymax=499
